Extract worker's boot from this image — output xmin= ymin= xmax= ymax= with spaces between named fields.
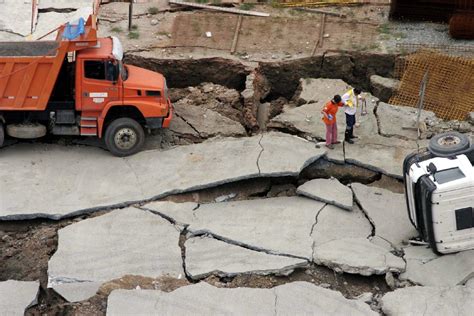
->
xmin=350 ymin=129 xmax=358 ymax=139
xmin=345 ymin=130 xmax=354 ymax=144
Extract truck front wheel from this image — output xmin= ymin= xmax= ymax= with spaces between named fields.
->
xmin=104 ymin=118 xmax=145 ymax=157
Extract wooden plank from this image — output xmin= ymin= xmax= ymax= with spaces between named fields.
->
xmin=294 ymin=7 xmax=346 ymax=17
xmin=231 ymin=15 xmax=243 ymax=54
xmin=311 ymin=13 xmax=326 ymax=56
xmin=169 ymin=0 xmax=270 ymax=17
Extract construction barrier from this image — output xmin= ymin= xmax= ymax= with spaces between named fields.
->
xmin=390 ymin=50 xmax=474 ymax=121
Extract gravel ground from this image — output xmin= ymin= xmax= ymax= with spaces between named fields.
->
xmin=379 ymin=21 xmax=474 ymax=55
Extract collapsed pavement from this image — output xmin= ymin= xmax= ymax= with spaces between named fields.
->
xmin=1 ymin=74 xmax=473 ymax=315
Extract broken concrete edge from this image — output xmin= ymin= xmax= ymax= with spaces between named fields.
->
xmin=350 ymin=186 xmax=376 ymax=236
xmin=297 ymin=189 xmax=352 ymax=211
xmin=28 ymin=281 xmax=41 ymax=311
xmin=0 ymin=153 xmax=326 ymax=221
xmin=185 ymin=262 xmax=309 ymax=281
xmin=345 ymin=158 xmax=403 ymax=179
xmin=313 ymin=257 xmax=402 ymax=277
xmin=137 ymin=205 xmax=190 ymax=228
xmin=189 ymin=230 xmax=312 ymax=261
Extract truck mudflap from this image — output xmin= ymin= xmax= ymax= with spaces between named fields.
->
xmin=415 ymin=175 xmax=440 ymax=254
xmin=403 ymin=149 xmax=434 ymax=227
xmin=145 ymin=117 xmax=164 ymax=129
xmin=162 ymin=103 xmax=173 ymax=128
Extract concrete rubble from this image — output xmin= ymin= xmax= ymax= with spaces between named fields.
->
xmin=313 ymin=237 xmax=406 ymax=276
xmin=0 ymin=280 xmax=39 ymax=315
xmin=297 ymin=178 xmax=353 ymax=211
xmin=184 ymin=236 xmax=308 ymax=280
xmin=351 ymin=183 xmax=417 ymax=246
xmin=369 ymin=75 xmax=400 ymax=102
xmin=173 ymin=101 xmax=246 ymax=138
xmin=0 ymin=132 xmax=325 ymax=220
xmin=47 ymin=208 xmax=183 ymax=302
xmin=381 ymin=286 xmax=474 ymax=316
xmin=106 ymin=282 xmax=377 ymax=315
xmin=400 ymin=246 xmax=474 ymax=287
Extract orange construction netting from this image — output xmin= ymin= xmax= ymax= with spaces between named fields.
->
xmin=389 ymin=50 xmax=474 ymax=121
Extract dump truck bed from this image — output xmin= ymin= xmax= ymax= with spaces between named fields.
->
xmin=0 ymin=41 xmax=59 ymax=57
xmin=0 ymin=15 xmax=98 ymax=112
xmin=0 ymin=40 xmax=67 ymax=111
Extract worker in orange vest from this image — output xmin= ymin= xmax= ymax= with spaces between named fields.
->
xmin=321 ymin=95 xmax=343 ymax=149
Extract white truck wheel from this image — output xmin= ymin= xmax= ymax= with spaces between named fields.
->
xmin=428 ymin=132 xmax=470 ymax=157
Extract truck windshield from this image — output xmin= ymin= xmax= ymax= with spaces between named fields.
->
xmin=119 ymin=60 xmax=128 ymax=81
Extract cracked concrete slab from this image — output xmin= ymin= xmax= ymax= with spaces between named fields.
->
xmin=344 ymin=135 xmax=424 ymax=178
xmin=38 ymin=0 xmax=93 ymax=10
xmin=377 ymin=102 xmax=437 ymax=140
xmin=311 ymin=204 xmax=372 ymax=247
xmin=268 ymin=79 xmax=349 ymax=162
xmin=0 ymin=132 xmax=325 ymax=220
xmin=146 ymin=197 xmax=325 ymax=259
xmin=33 ymin=7 xmax=93 ymax=40
xmin=313 ymin=237 xmax=405 ymax=276
xmin=381 ymin=286 xmax=474 ymax=316
xmin=0 ymin=280 xmax=39 ymax=315
xmin=189 ymin=197 xmax=324 ymax=259
xmin=351 ymin=183 xmax=417 ymax=246
xmin=0 ymin=0 xmax=33 ymax=37
xmin=275 ymin=282 xmax=378 ymax=316
xmin=47 ymin=208 xmax=183 ymax=302
xmin=142 ymin=201 xmax=199 ymax=226
xmin=184 ymin=236 xmax=308 ymax=280
xmin=400 ymin=246 xmax=474 ymax=287
xmin=297 ymin=178 xmax=353 ymax=211
xmin=107 ymin=282 xmax=276 ymax=315
xmin=296 ymin=78 xmax=351 ymax=105
xmin=258 ymin=133 xmax=325 ymax=175
xmin=343 ymin=100 xmax=427 ymax=178
xmin=173 ymin=102 xmax=246 ymax=138
xmin=106 ymin=281 xmax=377 ymax=316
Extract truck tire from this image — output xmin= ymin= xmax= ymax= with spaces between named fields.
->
xmin=105 ymin=118 xmax=145 ymax=157
xmin=428 ymin=131 xmax=470 ymax=156
xmin=0 ymin=123 xmax=4 ymax=148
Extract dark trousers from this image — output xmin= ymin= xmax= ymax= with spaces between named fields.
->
xmin=345 ymin=113 xmax=356 ymax=140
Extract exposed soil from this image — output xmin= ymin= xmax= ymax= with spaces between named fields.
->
xmin=206 ymin=265 xmax=389 ymax=299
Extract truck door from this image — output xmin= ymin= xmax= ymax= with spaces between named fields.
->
xmin=80 ymin=59 xmax=121 ymax=112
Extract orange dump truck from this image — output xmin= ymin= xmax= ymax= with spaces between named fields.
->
xmin=0 ymin=16 xmax=172 ymax=156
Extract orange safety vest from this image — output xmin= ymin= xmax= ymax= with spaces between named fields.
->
xmin=322 ymin=100 xmax=342 ymax=125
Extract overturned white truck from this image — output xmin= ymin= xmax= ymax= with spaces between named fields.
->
xmin=404 ymin=132 xmax=474 ymax=254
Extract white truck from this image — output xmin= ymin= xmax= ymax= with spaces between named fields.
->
xmin=404 ymin=132 xmax=474 ymax=254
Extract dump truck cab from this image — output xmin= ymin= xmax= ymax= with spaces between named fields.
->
xmin=0 ymin=15 xmax=172 ymax=156
xmin=404 ymin=132 xmax=474 ymax=254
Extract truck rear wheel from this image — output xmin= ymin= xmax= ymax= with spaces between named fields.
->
xmin=428 ymin=131 xmax=470 ymax=156
xmin=0 ymin=123 xmax=4 ymax=148
xmin=104 ymin=118 xmax=145 ymax=157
